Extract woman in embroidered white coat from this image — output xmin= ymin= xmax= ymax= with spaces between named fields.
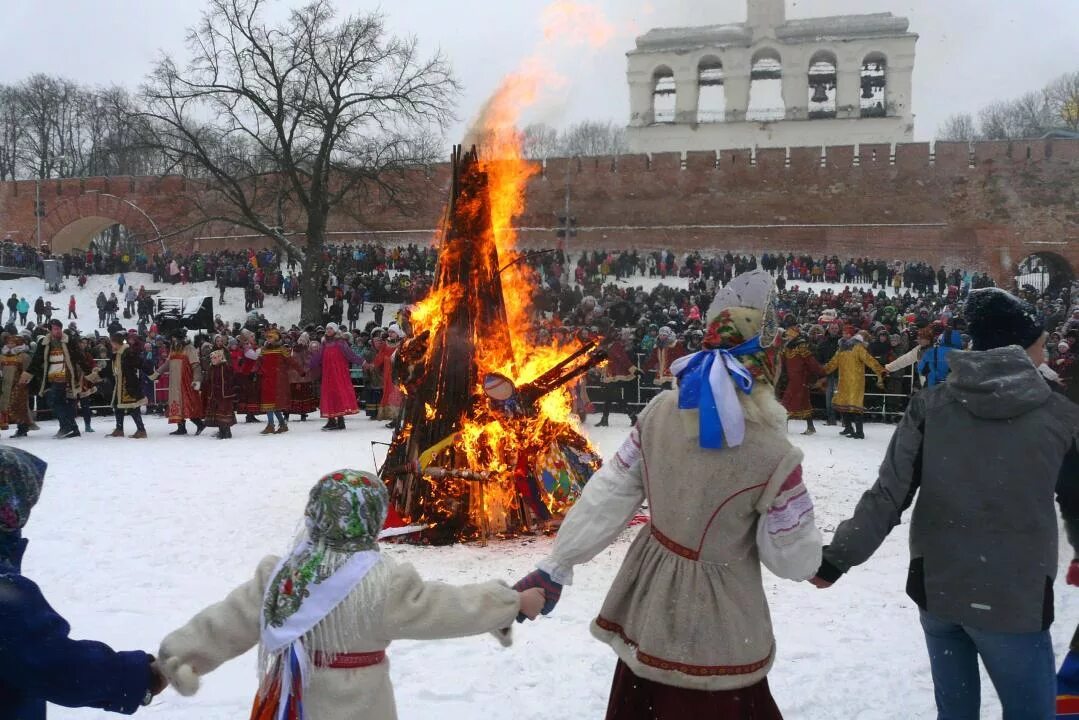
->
xmin=514 ymin=270 xmax=823 ymax=719
xmin=157 ymin=470 xmax=545 ymax=720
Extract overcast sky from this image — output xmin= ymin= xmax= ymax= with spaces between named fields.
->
xmin=2 ymin=0 xmax=1078 ymax=146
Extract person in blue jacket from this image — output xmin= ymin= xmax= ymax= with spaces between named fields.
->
xmin=918 ymin=324 xmax=966 ymax=387
xmin=0 ymin=447 xmax=167 ymax=719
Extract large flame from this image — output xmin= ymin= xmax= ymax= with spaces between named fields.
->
xmin=391 ymin=1 xmax=618 ymax=541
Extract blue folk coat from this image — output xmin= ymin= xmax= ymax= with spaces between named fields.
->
xmin=0 ymin=535 xmax=152 ymax=720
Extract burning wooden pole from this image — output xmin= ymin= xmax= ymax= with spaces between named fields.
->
xmin=380 ymin=145 xmax=601 ymax=544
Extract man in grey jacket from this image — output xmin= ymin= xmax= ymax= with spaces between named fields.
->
xmin=812 ymin=287 xmax=1079 ymax=720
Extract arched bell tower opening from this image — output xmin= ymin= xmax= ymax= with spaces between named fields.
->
xmin=1015 ymin=252 xmax=1075 ymax=296
xmin=697 ymin=57 xmax=726 ymax=123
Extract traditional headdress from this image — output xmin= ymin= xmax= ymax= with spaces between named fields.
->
xmin=0 ymin=447 xmax=46 ymax=534
xmin=670 ymin=270 xmax=778 ymax=450
xmin=255 ymin=470 xmax=387 ymax=720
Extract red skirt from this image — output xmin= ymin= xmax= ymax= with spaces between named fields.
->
xmin=289 ymin=382 xmax=318 ymax=414
xmin=235 ymin=372 xmax=261 ymax=413
xmin=605 ymin=661 xmax=783 ymax=720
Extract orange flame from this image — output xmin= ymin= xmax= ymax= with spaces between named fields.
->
xmin=395 ymin=1 xmax=618 ymax=540
xmin=542 ymin=1 xmax=615 ymax=47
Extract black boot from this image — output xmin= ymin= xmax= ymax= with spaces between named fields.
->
xmin=220 ymin=425 xmax=232 ymax=439
xmin=193 ymin=419 xmax=206 ymax=436
xmin=322 ymin=418 xmax=336 ymax=431
xmin=595 ymin=415 xmax=610 ymax=427
xmin=840 ymin=415 xmax=854 ymax=437
xmin=170 ymin=421 xmax=188 ymax=436
xmin=300 ymin=414 xmax=307 ymax=422
xmin=338 ymin=417 xmax=346 ymax=430
xmin=852 ymin=418 xmax=865 ymax=439
xmin=245 ymin=414 xmax=259 ymax=424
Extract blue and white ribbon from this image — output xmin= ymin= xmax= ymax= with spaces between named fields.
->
xmin=669 ymin=336 xmax=761 ymax=450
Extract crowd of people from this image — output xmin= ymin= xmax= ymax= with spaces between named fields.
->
xmin=4 ymin=262 xmax=1078 ymax=720
xmin=5 ymin=244 xmax=1076 ymax=444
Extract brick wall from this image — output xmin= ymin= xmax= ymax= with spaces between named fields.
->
xmin=1 ymin=138 xmax=1077 ymax=284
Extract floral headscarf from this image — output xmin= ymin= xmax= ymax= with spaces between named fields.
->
xmin=263 ymin=470 xmax=387 ymax=629
xmin=0 ymin=447 xmax=47 ymax=533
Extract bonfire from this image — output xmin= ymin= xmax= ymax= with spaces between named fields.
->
xmin=379 ymin=145 xmax=604 ymax=544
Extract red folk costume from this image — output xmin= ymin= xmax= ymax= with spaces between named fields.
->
xmin=256 ymin=333 xmax=292 ymax=413
xmin=373 ymin=342 xmax=402 ymax=421
xmin=204 ymin=351 xmax=237 ymax=428
xmin=779 ymin=332 xmax=823 ymax=421
xmin=311 ymin=328 xmax=364 ymax=419
xmin=234 ymin=337 xmax=261 ymax=414
xmin=154 ymin=338 xmax=204 ymax=424
xmin=644 ymin=341 xmax=686 ymax=387
xmin=288 ymin=335 xmax=319 ymax=415
xmin=601 ymin=337 xmax=637 ymax=383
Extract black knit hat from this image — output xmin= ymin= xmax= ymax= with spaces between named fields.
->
xmin=963 ymin=288 xmax=1044 ymax=351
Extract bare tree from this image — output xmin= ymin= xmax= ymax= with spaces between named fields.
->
xmin=138 ymin=0 xmax=457 ymax=323
xmin=1046 ymin=71 xmax=1079 ymax=130
xmin=0 ymin=86 xmax=22 ymax=181
xmin=559 ymin=120 xmax=628 ymax=157
xmin=937 ymin=112 xmax=978 ymax=142
xmin=520 ymin=123 xmax=561 ymax=160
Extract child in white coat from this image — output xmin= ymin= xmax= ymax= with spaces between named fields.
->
xmin=157 ymin=469 xmax=544 ymax=720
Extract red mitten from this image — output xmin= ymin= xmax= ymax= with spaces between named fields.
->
xmin=1068 ymin=560 xmax=1079 ymax=587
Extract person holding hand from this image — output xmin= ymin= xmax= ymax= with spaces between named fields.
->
xmin=516 ymin=271 xmax=822 ymax=720
xmin=158 ymin=469 xmax=542 ymax=720
xmin=0 ymin=447 xmax=167 ymax=719
xmin=811 ymin=288 xmax=1079 ymax=720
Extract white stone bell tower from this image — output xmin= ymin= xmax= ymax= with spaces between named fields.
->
xmin=747 ymin=0 xmax=785 ymax=31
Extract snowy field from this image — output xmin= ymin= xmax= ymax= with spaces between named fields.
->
xmin=12 ymin=410 xmax=1078 ymax=720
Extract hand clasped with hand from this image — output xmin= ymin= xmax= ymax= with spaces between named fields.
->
xmin=513 ymin=569 xmax=563 ymax=622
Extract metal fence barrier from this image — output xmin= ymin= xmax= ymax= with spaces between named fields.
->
xmin=29 ymin=354 xmax=922 ymax=425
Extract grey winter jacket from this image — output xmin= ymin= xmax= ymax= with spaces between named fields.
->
xmin=819 ymin=345 xmax=1079 ymax=633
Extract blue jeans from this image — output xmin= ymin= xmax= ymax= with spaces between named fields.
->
xmin=46 ymin=383 xmax=76 ymax=433
xmin=920 ymin=611 xmax=1054 ymax=720
xmin=266 ymin=411 xmax=286 ymax=427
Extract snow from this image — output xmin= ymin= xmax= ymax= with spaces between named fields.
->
xmin=0 ymin=272 xmax=388 ymax=332
xmin=14 ymin=410 xmax=1078 ymax=720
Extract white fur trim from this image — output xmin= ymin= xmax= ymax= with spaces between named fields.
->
xmin=490 ymin=627 xmax=514 ymax=647
xmin=163 ymin=657 xmax=200 ymax=696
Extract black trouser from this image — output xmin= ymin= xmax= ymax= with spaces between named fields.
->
xmin=79 ymin=397 xmax=94 ymax=429
xmin=365 ymin=387 xmax=383 ymax=417
xmin=599 ymin=380 xmax=636 ymax=421
xmin=46 ymin=383 xmax=77 ymax=433
xmin=115 ymin=408 xmax=145 ymax=432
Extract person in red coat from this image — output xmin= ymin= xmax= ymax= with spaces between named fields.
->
xmin=643 ymin=326 xmax=686 ymax=390
xmin=203 ymin=349 xmax=237 ymax=439
xmin=596 ymin=328 xmax=639 ymax=427
xmin=286 ymin=332 xmax=318 ymax=421
xmin=309 ymin=323 xmax=364 ymax=431
xmin=233 ymin=332 xmax=261 ymax=423
xmin=779 ymin=326 xmax=823 ymax=435
xmin=255 ymin=328 xmax=292 ymax=435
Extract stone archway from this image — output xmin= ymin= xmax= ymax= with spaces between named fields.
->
xmin=1015 ymin=251 xmax=1075 ymax=295
xmin=29 ymin=192 xmax=160 ymax=254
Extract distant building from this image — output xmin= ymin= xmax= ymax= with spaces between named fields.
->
xmin=626 ymin=0 xmax=917 ymax=153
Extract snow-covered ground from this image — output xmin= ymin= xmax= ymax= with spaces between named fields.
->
xmin=0 ymin=272 xmax=332 ymax=332
xmin=14 ymin=411 xmax=1077 ymax=720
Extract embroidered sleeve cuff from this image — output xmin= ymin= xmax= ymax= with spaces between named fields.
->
xmin=816 ymin=555 xmax=845 ymax=584
xmin=536 ymin=558 xmax=574 ymax=586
